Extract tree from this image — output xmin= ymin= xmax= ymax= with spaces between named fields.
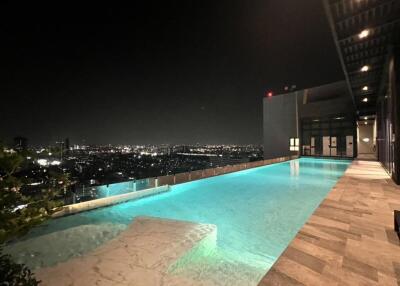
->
xmin=0 ymin=141 xmax=70 ymax=285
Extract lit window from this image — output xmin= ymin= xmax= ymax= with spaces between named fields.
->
xmin=290 ymin=138 xmax=299 ymax=151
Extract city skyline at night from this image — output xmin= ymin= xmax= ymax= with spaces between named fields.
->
xmin=1 ymin=1 xmax=399 ymax=285
xmin=1 ymin=0 xmax=343 ymax=146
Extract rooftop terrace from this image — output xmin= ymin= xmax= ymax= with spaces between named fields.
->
xmin=259 ymin=160 xmax=400 ymax=285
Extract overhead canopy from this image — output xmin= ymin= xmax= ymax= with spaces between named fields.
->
xmin=323 ymin=0 xmax=400 ymax=117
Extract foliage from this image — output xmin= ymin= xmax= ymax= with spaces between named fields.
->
xmin=0 ymin=248 xmax=40 ymax=286
xmin=0 ymin=141 xmax=70 ymax=285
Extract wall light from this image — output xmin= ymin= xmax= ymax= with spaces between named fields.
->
xmin=362 ymin=86 xmax=369 ymax=91
xmin=359 ymin=29 xmax=370 ymax=39
xmin=362 ymin=97 xmax=368 ymax=102
xmin=361 ymin=65 xmax=369 ymax=72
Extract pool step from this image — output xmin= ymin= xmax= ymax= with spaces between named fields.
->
xmin=168 ymin=247 xmax=270 ymax=286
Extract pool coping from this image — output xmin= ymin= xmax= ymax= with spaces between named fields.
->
xmin=258 ymin=159 xmax=400 ymax=285
xmin=53 ymin=185 xmax=170 ymax=217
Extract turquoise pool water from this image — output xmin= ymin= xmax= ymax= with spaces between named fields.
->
xmin=6 ymin=158 xmax=350 ymax=284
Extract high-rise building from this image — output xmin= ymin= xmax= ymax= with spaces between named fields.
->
xmin=13 ymin=136 xmax=28 ymax=151
xmin=64 ymin=138 xmax=70 ymax=152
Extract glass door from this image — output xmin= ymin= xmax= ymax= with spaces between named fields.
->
xmin=323 ymin=136 xmax=330 ymax=156
xmin=331 ymin=136 xmax=337 ymax=156
xmin=346 ymin=135 xmax=353 ymax=157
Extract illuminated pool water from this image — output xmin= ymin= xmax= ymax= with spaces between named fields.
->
xmin=6 ymin=158 xmax=350 ymax=284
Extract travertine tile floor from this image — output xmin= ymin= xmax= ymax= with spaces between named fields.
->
xmin=357 ymin=153 xmax=377 ymax=161
xmin=259 ymin=160 xmax=400 ymax=286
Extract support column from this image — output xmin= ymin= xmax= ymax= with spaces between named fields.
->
xmin=391 ymin=50 xmax=400 ymax=184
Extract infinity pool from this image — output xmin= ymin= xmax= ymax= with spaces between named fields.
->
xmin=6 ymin=158 xmax=350 ymax=285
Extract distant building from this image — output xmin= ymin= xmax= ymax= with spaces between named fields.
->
xmin=64 ymin=138 xmax=70 ymax=151
xmin=209 ymin=155 xmax=250 ymax=167
xmin=14 ymin=136 xmax=28 ymax=151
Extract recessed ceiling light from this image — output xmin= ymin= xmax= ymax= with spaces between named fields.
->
xmin=362 ymin=97 xmax=368 ymax=102
xmin=364 ymin=116 xmax=368 ymax=120
xmin=364 ymin=122 xmax=368 ymax=125
xmin=359 ymin=29 xmax=370 ymax=39
xmin=361 ymin=65 xmax=369 ymax=72
xmin=362 ymin=86 xmax=369 ymax=91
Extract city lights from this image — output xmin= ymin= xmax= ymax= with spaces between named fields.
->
xmin=37 ymin=159 xmax=48 ymax=166
xmin=50 ymin=160 xmax=61 ymax=166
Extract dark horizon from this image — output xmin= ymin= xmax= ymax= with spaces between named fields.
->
xmin=1 ymin=0 xmax=344 ymax=146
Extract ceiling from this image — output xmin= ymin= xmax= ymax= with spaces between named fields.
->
xmin=323 ymin=0 xmax=400 ymax=118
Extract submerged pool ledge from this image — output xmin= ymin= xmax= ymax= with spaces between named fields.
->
xmin=36 ymin=216 xmax=217 ymax=286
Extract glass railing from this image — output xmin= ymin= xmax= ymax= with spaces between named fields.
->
xmin=64 ymin=155 xmax=297 ymax=205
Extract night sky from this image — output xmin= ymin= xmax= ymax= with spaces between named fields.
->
xmin=1 ymin=1 xmax=343 ymax=146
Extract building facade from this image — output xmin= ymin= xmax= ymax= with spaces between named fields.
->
xmin=264 ymin=0 xmax=399 ymax=184
xmin=263 ymin=81 xmax=356 ymax=160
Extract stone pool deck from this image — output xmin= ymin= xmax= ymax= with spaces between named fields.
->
xmin=36 ymin=216 xmax=216 ymax=286
xmin=259 ymin=160 xmax=400 ymax=286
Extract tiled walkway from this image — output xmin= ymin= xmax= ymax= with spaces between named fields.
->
xmin=259 ymin=160 xmax=400 ymax=286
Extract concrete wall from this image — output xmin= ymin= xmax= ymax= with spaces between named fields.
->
xmin=263 ymin=93 xmax=298 ymax=159
xmin=297 ymin=81 xmax=354 ymax=118
xmin=299 ymin=96 xmax=354 ymax=118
